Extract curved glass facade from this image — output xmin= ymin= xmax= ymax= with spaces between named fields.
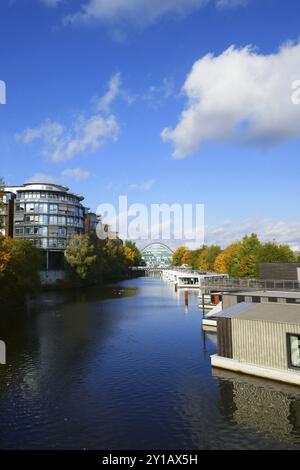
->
xmin=13 ymin=183 xmax=85 ymax=251
xmin=141 ymin=243 xmax=173 ymax=268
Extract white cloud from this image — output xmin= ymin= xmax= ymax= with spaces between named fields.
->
xmin=61 ymin=167 xmax=91 ymax=181
xmin=135 ymin=218 xmax=300 ymax=252
xmin=17 ymin=113 xmax=119 ymax=162
xmin=97 ymin=72 xmax=122 ymax=112
xmin=162 ymin=41 xmax=300 ymax=158
xmin=17 ymin=73 xmax=128 ymax=161
xmin=129 ymin=179 xmax=155 ymax=191
xmin=205 ymin=218 xmax=300 ymax=248
xmin=36 ymin=0 xmax=250 ymax=33
xmin=63 ymin=0 xmax=208 ymax=27
xmin=25 ymin=173 xmax=56 ymax=184
xmin=17 ymin=120 xmax=63 ymax=145
xmin=62 ymin=0 xmax=248 ymax=29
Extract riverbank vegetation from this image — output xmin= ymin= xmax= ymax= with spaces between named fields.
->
xmin=65 ymin=235 xmax=142 ymax=285
xmin=0 ymin=236 xmax=43 ymax=303
xmin=172 ymin=234 xmax=297 ymax=278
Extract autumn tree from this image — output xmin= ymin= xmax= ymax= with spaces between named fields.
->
xmin=0 ymin=237 xmax=42 ymax=302
xmin=181 ymin=249 xmax=192 ymax=266
xmin=172 ymin=246 xmax=188 ymax=266
xmin=0 ymin=177 xmax=5 ymax=231
xmin=214 ymin=242 xmax=241 ymax=275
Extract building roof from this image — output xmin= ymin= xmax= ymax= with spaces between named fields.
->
xmin=215 ymin=302 xmax=300 ymax=325
xmin=224 ymin=290 xmax=300 ymax=299
xmin=4 ymin=183 xmax=84 ymax=202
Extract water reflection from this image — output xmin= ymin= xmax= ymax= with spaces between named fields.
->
xmin=213 ymin=368 xmax=300 ymax=446
xmin=0 ymin=278 xmax=300 ymax=449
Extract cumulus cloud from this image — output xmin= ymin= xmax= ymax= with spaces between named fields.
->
xmin=162 ymin=41 xmax=300 ymax=157
xmin=17 ymin=73 xmax=124 ymax=161
xmin=17 ymin=113 xmax=119 ymax=162
xmin=129 ymin=179 xmax=155 ymax=191
xmin=61 ymin=167 xmax=91 ymax=181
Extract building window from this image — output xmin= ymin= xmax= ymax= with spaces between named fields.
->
xmin=57 ymin=216 xmax=66 ymax=225
xmin=252 ymin=296 xmax=261 ymax=303
xmin=49 ymin=215 xmax=58 ymax=225
xmin=237 ymin=296 xmax=245 ymax=303
xmin=49 ymin=204 xmax=58 ymax=213
xmin=25 ymin=227 xmax=34 ymax=235
xmin=35 ymin=203 xmax=48 ymax=213
xmin=287 ymin=334 xmax=300 ymax=369
xmin=16 ymin=203 xmax=25 ymax=212
xmin=286 ymin=298 xmax=300 ymax=304
xmin=26 ymin=203 xmax=35 ymax=212
xmin=268 ymin=297 xmax=278 ymax=303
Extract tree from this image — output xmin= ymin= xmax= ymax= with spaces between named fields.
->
xmin=214 ymin=242 xmax=241 ymax=275
xmin=0 ymin=178 xmax=5 ymax=231
xmin=65 ymin=235 xmax=97 ymax=281
xmin=197 ymin=245 xmax=221 ymax=271
xmin=259 ymin=242 xmax=296 ymax=263
xmin=230 ymin=234 xmax=262 ymax=278
xmin=214 ymin=252 xmax=228 ymax=273
xmin=123 ymin=241 xmax=142 ymax=267
xmin=172 ymin=246 xmax=188 ymax=266
xmin=188 ymin=249 xmax=202 ymax=269
xmin=181 ymin=250 xmax=192 ymax=266
xmin=102 ymin=239 xmax=128 ymax=281
xmin=0 ymin=237 xmax=42 ymax=302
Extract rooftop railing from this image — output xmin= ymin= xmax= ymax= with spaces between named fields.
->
xmin=200 ymin=278 xmax=300 ymax=291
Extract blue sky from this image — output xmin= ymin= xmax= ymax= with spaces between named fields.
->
xmin=1 ymin=0 xmax=300 ymax=247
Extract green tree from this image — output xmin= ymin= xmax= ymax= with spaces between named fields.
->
xmin=124 ymin=241 xmax=142 ymax=267
xmin=188 ymin=249 xmax=203 ymax=269
xmin=197 ymin=245 xmax=221 ymax=271
xmin=172 ymin=246 xmax=188 ymax=266
xmin=231 ymin=234 xmax=262 ymax=278
xmin=102 ymin=239 xmax=128 ymax=281
xmin=259 ymin=242 xmax=296 ymax=263
xmin=65 ymin=235 xmax=97 ymax=282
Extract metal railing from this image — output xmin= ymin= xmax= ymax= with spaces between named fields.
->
xmin=200 ymin=278 xmax=300 ymax=292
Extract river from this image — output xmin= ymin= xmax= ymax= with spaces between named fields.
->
xmin=0 ymin=276 xmax=300 ymax=449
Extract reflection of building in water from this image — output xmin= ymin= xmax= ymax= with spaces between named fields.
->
xmin=213 ymin=368 xmax=300 ymax=443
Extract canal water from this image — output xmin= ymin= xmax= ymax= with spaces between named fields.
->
xmin=1 ymin=276 xmax=300 ymax=449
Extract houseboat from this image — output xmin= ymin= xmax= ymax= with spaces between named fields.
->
xmin=211 ymin=302 xmax=300 ymax=386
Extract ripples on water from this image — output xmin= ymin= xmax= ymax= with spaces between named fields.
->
xmin=0 ymin=277 xmax=300 ymax=449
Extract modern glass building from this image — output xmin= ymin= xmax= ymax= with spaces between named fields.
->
xmin=4 ymin=183 xmax=86 ymax=269
xmin=141 ymin=242 xmax=173 ymax=268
